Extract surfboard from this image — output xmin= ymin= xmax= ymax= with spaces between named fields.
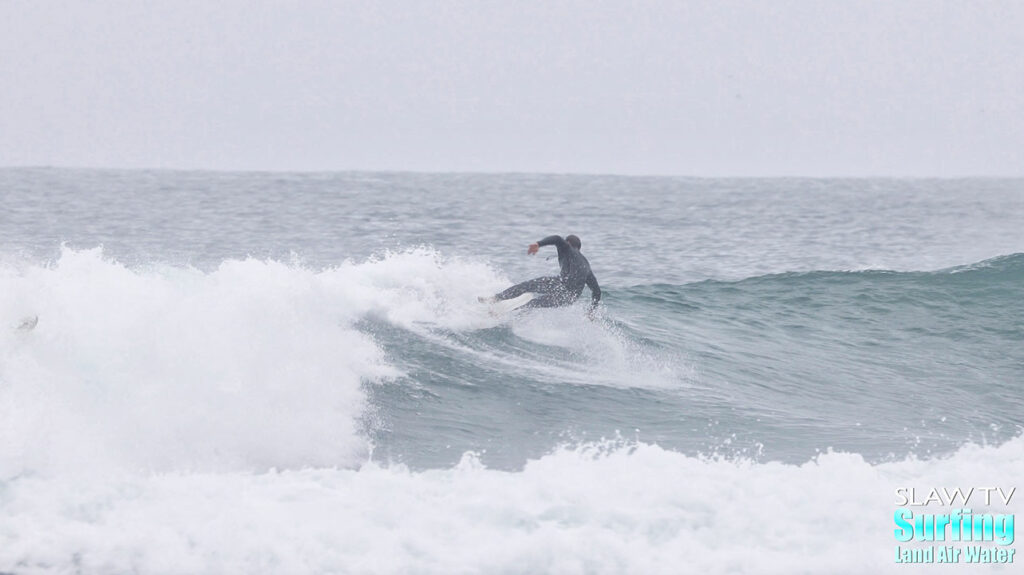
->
xmin=485 ymin=292 xmax=536 ymax=316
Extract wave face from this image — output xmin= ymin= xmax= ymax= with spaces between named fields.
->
xmin=362 ymin=251 xmax=1024 ymax=470
xmin=604 ymin=254 xmax=1024 ymax=463
xmin=1 ymin=170 xmax=1023 ymax=573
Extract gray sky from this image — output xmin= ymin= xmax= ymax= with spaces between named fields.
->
xmin=2 ymin=0 xmax=1022 ymax=176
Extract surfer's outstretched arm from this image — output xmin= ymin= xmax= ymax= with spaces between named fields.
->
xmin=533 ymin=235 xmax=572 ymax=258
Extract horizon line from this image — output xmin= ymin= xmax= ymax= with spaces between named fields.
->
xmin=3 ymin=164 xmax=1023 ymax=180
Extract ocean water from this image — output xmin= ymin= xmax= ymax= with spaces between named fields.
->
xmin=1 ymin=168 xmax=1022 ymax=573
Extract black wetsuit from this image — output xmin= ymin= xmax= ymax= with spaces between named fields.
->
xmin=495 ymin=235 xmax=601 ymax=310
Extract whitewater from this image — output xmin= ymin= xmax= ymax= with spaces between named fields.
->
xmin=1 ymin=169 xmax=1022 ymax=574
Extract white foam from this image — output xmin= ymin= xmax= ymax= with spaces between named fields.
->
xmin=1 ymin=436 xmax=1020 ymax=574
xmin=511 ymin=307 xmax=691 ymax=389
xmin=319 ymin=246 xmax=512 ymax=331
xmin=0 ymin=247 xmax=411 ymax=475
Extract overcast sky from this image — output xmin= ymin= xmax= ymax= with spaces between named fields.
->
xmin=1 ymin=1 xmax=1022 ymax=176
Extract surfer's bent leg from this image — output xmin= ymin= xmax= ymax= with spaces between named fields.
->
xmin=494 ymin=276 xmax=561 ymax=301
xmin=520 ymin=295 xmax=562 ymax=309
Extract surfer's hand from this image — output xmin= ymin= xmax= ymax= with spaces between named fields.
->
xmin=527 ymin=243 xmax=539 ymax=255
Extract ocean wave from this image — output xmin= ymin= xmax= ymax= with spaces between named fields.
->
xmin=613 ymin=251 xmax=1024 ymax=355
xmin=618 ymin=252 xmax=1024 ymax=301
xmin=3 ymin=247 xmax=1021 ymax=477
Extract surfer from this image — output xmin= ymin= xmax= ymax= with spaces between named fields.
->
xmin=482 ymin=234 xmax=601 ymax=313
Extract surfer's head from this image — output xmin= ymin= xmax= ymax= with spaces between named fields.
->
xmin=566 ymin=235 xmax=581 ymax=250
